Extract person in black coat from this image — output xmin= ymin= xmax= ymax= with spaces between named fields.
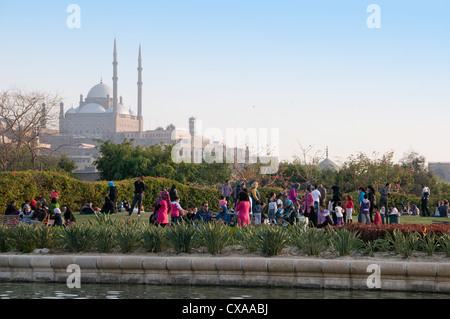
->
xmin=367 ymin=185 xmax=376 ymax=223
xmin=101 ymin=196 xmax=116 ymax=214
xmin=331 ymin=186 xmax=343 ymax=225
xmin=5 ymin=201 xmax=18 ymax=215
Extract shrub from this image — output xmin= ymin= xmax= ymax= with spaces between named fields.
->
xmin=329 ymin=228 xmax=362 ymax=256
xmin=197 ymin=222 xmax=233 ymax=255
xmin=165 ymin=223 xmax=197 ymax=253
xmin=234 ymin=226 xmax=260 ymax=253
xmin=142 ymin=225 xmax=167 ymax=253
xmin=292 ymin=226 xmax=330 ymax=256
xmin=115 ymin=221 xmax=142 ymax=253
xmin=0 ymin=226 xmax=13 ymax=252
xmin=94 ymin=224 xmax=118 ymax=253
xmin=385 ymin=229 xmax=420 ymax=258
xmin=59 ymin=223 xmax=94 ymax=252
xmin=11 ymin=223 xmax=37 ymax=253
xmin=256 ymin=225 xmax=291 ymax=257
xmin=34 ymin=224 xmax=59 ymax=249
xmin=438 ymin=234 xmax=450 ymax=257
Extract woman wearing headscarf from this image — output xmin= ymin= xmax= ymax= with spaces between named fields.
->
xmin=155 ymin=190 xmax=172 ymax=227
xmin=300 ymin=185 xmax=317 ymax=227
xmin=108 ymin=181 xmax=118 ymax=204
xmin=367 ymin=185 xmax=376 ymax=223
xmin=169 ymin=184 xmax=178 ymax=202
xmin=289 ymin=183 xmax=300 ymax=204
xmin=331 ymin=186 xmax=343 ymax=225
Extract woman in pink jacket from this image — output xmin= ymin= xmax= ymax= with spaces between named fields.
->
xmin=236 ymin=191 xmax=251 ymax=227
xmin=155 ymin=190 xmax=171 ymax=227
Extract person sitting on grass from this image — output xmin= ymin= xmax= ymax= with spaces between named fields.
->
xmin=81 ymin=201 xmax=95 ymax=215
xmin=216 ymin=205 xmax=233 ymax=226
xmin=100 ymin=196 xmax=116 ymax=214
xmin=195 ymin=202 xmax=214 ymax=223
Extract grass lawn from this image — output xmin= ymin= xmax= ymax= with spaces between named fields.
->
xmin=72 ymin=212 xmax=447 ymax=226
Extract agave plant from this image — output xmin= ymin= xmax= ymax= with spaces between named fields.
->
xmin=59 ymin=223 xmax=94 ymax=253
xmin=115 ymin=220 xmax=142 ymax=254
xmin=0 ymin=226 xmax=13 ymax=252
xmin=385 ymin=229 xmax=419 ymax=258
xmin=197 ymin=222 xmax=233 ymax=255
xmin=94 ymin=223 xmax=118 ymax=253
xmin=256 ymin=225 xmax=291 ymax=257
xmin=11 ymin=223 xmax=37 ymax=253
xmin=141 ymin=224 xmax=167 ymax=253
xmin=291 ymin=226 xmax=330 ymax=256
xmin=329 ymin=228 xmax=363 ymax=257
xmin=34 ymin=224 xmax=59 ymax=249
xmin=165 ymin=222 xmax=197 ymax=253
xmin=438 ymin=233 xmax=450 ymax=257
xmin=234 ymin=226 xmax=261 ymax=253
xmin=418 ymin=231 xmax=440 ymax=256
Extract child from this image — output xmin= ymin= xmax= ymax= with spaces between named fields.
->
xmin=253 ymin=200 xmax=263 ymax=225
xmin=345 ymin=195 xmax=354 ymax=224
xmin=219 ymin=195 xmax=228 ymax=208
xmin=335 ymin=201 xmax=344 ymax=226
xmin=360 ymin=194 xmax=371 ymax=225
xmin=50 ymin=188 xmax=59 ymax=201
xmin=373 ymin=205 xmax=382 ymax=225
xmin=171 ymin=196 xmax=187 ymax=224
xmin=379 ymin=206 xmax=386 ymax=224
xmin=267 ymin=197 xmax=277 ymax=225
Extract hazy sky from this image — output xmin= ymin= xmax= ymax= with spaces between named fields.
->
xmin=1 ymin=0 xmax=449 ymax=165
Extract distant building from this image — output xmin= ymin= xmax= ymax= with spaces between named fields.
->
xmin=316 ymin=147 xmax=340 ymax=172
xmin=428 ymin=162 xmax=450 ymax=183
xmin=41 ymin=39 xmax=250 ymax=178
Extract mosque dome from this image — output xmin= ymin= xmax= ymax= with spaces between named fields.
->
xmin=66 ymin=107 xmax=78 ymax=115
xmin=86 ymin=82 xmax=113 ymax=99
xmin=79 ymin=103 xmax=107 ymax=114
xmin=317 ymin=158 xmax=340 ymax=172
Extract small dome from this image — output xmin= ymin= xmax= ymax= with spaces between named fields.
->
xmin=317 ymin=158 xmax=340 ymax=172
xmin=66 ymin=107 xmax=78 ymax=115
xmin=79 ymin=103 xmax=107 ymax=114
xmin=86 ymin=82 xmax=113 ymax=99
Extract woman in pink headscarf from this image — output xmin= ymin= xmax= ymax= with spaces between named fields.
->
xmin=155 ymin=189 xmax=172 ymax=227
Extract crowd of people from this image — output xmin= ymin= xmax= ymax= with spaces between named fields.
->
xmin=4 ymin=188 xmax=76 ymax=227
xmin=3 ymin=177 xmax=449 ymax=229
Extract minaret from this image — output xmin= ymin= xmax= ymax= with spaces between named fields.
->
xmin=112 ymin=38 xmax=118 ymax=114
xmin=59 ymin=102 xmax=64 ymax=133
xmin=137 ymin=44 xmax=143 ymax=136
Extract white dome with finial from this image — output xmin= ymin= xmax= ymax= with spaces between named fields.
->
xmin=86 ymin=82 xmax=113 ymax=99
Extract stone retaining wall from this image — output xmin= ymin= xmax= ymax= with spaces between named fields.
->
xmin=0 ymin=255 xmax=449 ymax=293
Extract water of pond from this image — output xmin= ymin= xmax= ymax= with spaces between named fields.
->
xmin=0 ymin=282 xmax=449 ymax=299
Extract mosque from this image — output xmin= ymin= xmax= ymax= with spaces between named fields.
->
xmin=43 ymin=39 xmax=194 ymax=179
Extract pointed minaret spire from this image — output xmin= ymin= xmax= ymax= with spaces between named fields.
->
xmin=137 ymin=43 xmax=143 ymax=136
xmin=326 ymin=146 xmax=329 ymax=159
xmin=112 ymin=38 xmax=118 ymax=114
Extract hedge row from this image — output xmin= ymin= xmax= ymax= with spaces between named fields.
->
xmin=0 ymin=170 xmax=445 ymax=215
xmin=0 ymin=171 xmax=282 ymax=213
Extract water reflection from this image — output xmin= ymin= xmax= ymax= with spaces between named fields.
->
xmin=0 ymin=282 xmax=449 ymax=299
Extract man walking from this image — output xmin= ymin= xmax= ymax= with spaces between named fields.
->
xmin=221 ymin=180 xmax=233 ymax=208
xmin=128 ymin=175 xmax=146 ymax=217
xmin=318 ymin=184 xmax=327 ymax=207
